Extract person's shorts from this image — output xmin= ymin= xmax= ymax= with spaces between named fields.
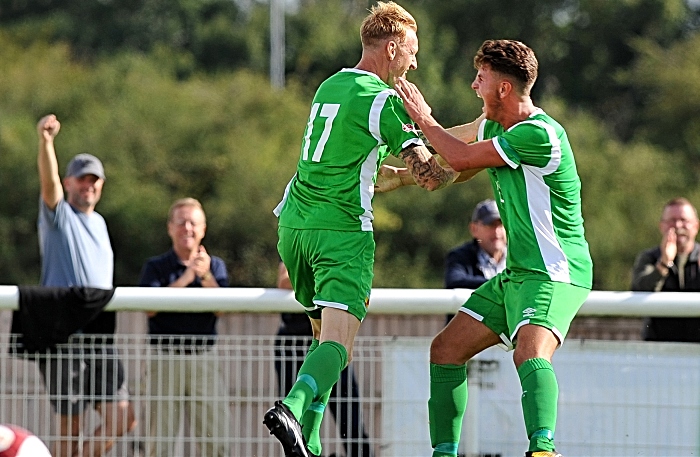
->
xmin=460 ymin=273 xmax=590 ymax=350
xmin=38 ymin=345 xmax=129 ymax=415
xmin=278 ymin=226 xmax=374 ymax=322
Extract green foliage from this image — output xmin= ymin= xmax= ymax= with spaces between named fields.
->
xmin=1 ymin=1 xmax=700 ymax=292
xmin=0 ymin=33 xmax=308 ymax=287
xmin=626 ymin=34 xmax=700 ymax=167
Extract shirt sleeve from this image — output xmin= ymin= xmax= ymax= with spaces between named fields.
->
xmin=380 ymin=92 xmax=424 ymax=156
xmin=494 ymin=121 xmax=555 ymax=169
xmin=210 ymin=257 xmax=229 ymax=287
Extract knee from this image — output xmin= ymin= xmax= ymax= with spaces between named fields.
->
xmin=429 ymin=334 xmax=450 ymax=364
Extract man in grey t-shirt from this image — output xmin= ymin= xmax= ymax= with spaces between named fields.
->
xmin=36 ymin=114 xmax=135 ymax=457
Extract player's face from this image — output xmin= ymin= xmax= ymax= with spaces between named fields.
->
xmin=660 ymin=204 xmax=699 ymax=249
xmin=168 ymin=206 xmax=207 ymax=254
xmin=387 ymin=29 xmax=418 ymax=86
xmin=64 ymin=174 xmax=103 ymax=212
xmin=470 ymin=219 xmax=507 ymax=258
xmin=471 ymin=64 xmax=505 ymax=121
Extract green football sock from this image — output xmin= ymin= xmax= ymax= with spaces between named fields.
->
xmin=301 ymin=388 xmax=331 ymax=456
xmin=282 ymin=341 xmax=348 ymax=421
xmin=300 ymin=338 xmax=325 ymax=456
xmin=428 ymin=363 xmax=467 ymax=457
xmin=517 ymin=357 xmax=557 ymax=452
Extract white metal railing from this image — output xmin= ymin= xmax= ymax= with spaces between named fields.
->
xmin=2 ymin=286 xmax=700 ymax=316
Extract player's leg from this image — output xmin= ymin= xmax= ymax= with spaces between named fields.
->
xmin=289 ymin=228 xmax=371 ymax=424
xmin=429 ymin=276 xmax=507 ymax=457
xmin=299 ymin=316 xmax=327 ymax=455
xmin=266 ymin=228 xmax=371 ymax=457
xmin=507 ymin=280 xmax=589 ymax=455
xmin=266 ymin=227 xmax=323 ymax=457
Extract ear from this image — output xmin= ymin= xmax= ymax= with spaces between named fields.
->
xmin=499 ymin=80 xmax=512 ymax=99
xmin=386 ymin=40 xmax=398 ymax=61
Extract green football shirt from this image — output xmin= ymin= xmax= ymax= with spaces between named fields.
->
xmin=478 ymin=108 xmax=593 ymax=288
xmin=274 ymin=68 xmax=423 ymax=231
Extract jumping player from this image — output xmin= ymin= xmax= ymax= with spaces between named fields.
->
xmin=264 ymin=2 xmax=483 ymax=456
xmin=393 ymin=40 xmax=593 ymax=457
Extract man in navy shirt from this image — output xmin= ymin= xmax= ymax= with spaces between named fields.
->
xmin=138 ymin=198 xmax=230 ymax=457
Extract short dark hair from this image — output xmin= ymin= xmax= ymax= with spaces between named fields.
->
xmin=474 ymin=40 xmax=538 ymax=95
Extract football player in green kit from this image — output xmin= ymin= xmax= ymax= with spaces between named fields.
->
xmin=264 ymin=2 xmax=483 ymax=457
xmin=393 ymin=40 xmax=593 ymax=457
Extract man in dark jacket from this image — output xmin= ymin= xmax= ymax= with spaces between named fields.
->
xmin=444 ymin=199 xmax=507 ymax=289
xmin=631 ymin=197 xmax=700 ymax=342
xmin=444 ymin=199 xmax=507 ymax=323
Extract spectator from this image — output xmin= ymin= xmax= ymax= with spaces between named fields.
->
xmin=631 ymin=197 xmax=700 ymax=342
xmin=35 ymin=114 xmax=136 ymax=457
xmin=444 ymin=199 xmax=506 ymax=322
xmin=138 ymin=197 xmax=230 ymax=457
xmin=275 ymin=262 xmax=373 ymax=457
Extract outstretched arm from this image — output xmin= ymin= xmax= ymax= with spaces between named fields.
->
xmin=375 ymin=154 xmax=483 ymax=193
xmin=36 ymin=114 xmax=64 ymax=210
xmin=395 ymin=78 xmax=505 ymax=172
xmin=398 ymin=143 xmax=459 ymax=191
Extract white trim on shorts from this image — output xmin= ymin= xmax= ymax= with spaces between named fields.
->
xmin=312 ymin=300 xmax=350 ymax=311
xmin=459 ymin=307 xmax=513 ymax=351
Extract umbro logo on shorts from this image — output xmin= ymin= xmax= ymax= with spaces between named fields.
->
xmin=522 ymin=307 xmax=536 ymax=318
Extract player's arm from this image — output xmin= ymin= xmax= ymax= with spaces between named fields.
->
xmin=444 ymin=112 xmax=486 ymax=144
xmin=398 ymin=143 xmax=459 ymax=191
xmin=396 ymin=79 xmax=506 ymax=172
xmin=375 ymin=153 xmax=483 ymax=193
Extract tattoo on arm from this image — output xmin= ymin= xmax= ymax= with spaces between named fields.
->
xmin=399 ymin=145 xmax=457 ymax=191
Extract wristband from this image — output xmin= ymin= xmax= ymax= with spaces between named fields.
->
xmin=200 ymin=271 xmax=213 ymax=281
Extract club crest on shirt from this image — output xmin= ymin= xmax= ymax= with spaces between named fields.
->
xmin=364 ymin=296 xmax=371 ymax=309
xmin=402 ymin=123 xmax=418 ymax=133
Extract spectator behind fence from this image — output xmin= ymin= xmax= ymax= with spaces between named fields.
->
xmin=631 ymin=197 xmax=700 ymax=342
xmin=35 ymin=114 xmax=136 ymax=457
xmin=138 ymin=198 xmax=231 ymax=457
xmin=275 ymin=262 xmax=373 ymax=457
xmin=444 ymin=199 xmax=506 ymax=322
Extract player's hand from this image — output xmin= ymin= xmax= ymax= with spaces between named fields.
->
xmin=395 ymin=78 xmax=432 ymax=125
xmin=37 ymin=114 xmax=60 ymax=141
xmin=375 ymin=165 xmax=408 ymax=193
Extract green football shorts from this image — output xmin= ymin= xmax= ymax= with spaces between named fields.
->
xmin=278 ymin=226 xmax=375 ymax=322
xmin=461 ymin=273 xmax=590 ymax=350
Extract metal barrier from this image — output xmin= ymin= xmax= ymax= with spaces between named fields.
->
xmin=0 ymin=288 xmax=698 ymax=456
